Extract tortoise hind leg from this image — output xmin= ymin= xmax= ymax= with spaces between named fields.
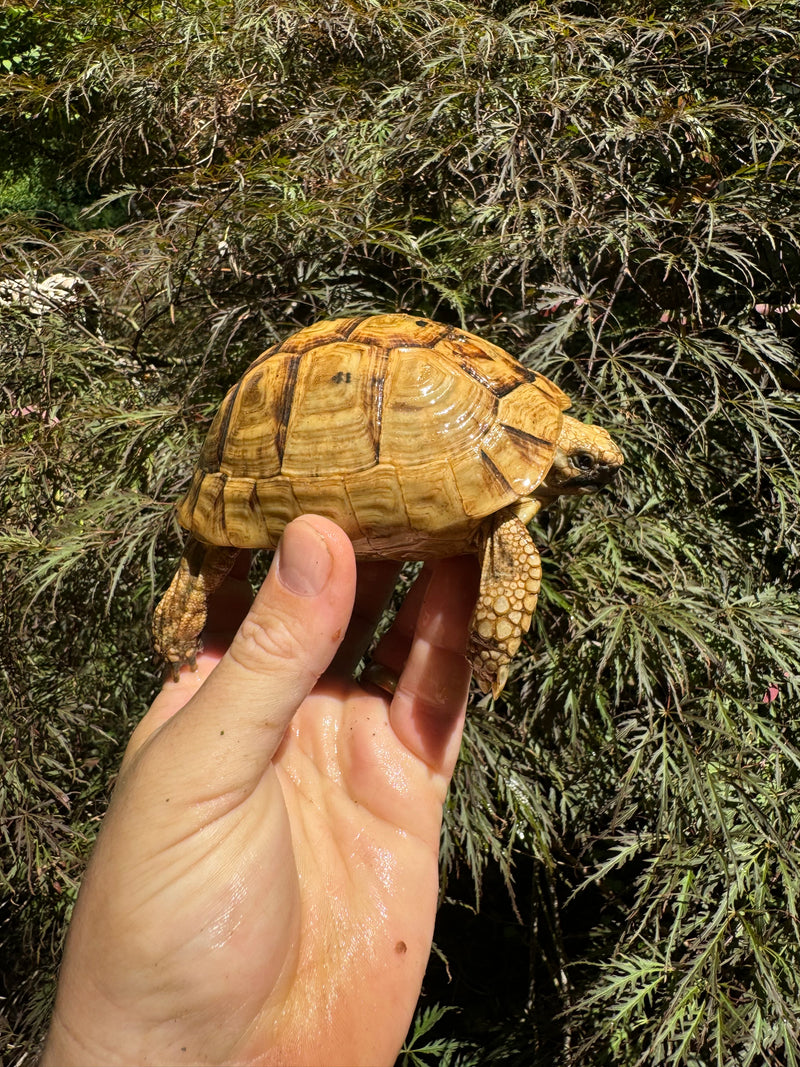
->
xmin=468 ymin=507 xmax=542 ymax=698
xmin=153 ymin=537 xmax=240 ymax=680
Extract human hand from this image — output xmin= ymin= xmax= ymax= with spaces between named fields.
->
xmin=42 ymin=516 xmax=478 ymax=1067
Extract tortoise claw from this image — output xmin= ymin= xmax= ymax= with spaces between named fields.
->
xmin=161 ymin=660 xmax=181 ymax=684
xmin=160 ymin=653 xmax=198 ymax=685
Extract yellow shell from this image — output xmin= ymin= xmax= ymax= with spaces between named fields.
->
xmin=177 ymin=313 xmax=571 ymax=559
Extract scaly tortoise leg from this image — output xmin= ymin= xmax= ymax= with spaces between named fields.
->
xmin=468 ymin=506 xmax=542 ymax=698
xmin=152 ymin=537 xmax=241 ymax=680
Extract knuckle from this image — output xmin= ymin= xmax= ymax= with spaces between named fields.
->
xmin=231 ymin=610 xmax=307 ymax=671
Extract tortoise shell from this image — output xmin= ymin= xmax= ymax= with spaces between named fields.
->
xmin=176 ymin=313 xmax=571 ymax=559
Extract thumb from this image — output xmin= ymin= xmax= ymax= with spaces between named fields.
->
xmin=206 ymin=514 xmax=357 ymax=741
xmin=131 ymin=516 xmax=356 ymax=789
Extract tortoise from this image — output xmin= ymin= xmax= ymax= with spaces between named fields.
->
xmin=153 ymin=313 xmax=623 ymax=696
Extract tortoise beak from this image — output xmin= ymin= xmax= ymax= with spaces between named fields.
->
xmin=595 ymin=461 xmax=622 ymax=484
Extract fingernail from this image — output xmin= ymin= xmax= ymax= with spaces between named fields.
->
xmin=276 ymin=520 xmax=333 ymax=596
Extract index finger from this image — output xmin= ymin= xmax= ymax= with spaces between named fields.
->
xmin=388 ymin=556 xmax=479 ymax=776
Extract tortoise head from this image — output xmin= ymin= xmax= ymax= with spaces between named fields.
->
xmin=540 ymin=415 xmax=624 ymax=497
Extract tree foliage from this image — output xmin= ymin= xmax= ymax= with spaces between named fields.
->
xmin=2 ymin=0 xmax=800 ymax=1063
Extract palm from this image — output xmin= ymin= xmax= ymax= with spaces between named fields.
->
xmin=264 ymin=680 xmax=449 ymax=1064
xmin=44 ymin=533 xmax=477 ymax=1067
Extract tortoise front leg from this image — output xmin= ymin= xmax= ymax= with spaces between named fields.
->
xmin=153 ymin=537 xmax=240 ymax=680
xmin=468 ymin=507 xmax=542 ymax=698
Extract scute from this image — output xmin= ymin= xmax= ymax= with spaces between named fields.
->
xmin=378 ymin=345 xmax=496 ymax=469
xmin=178 ymin=313 xmax=567 ymax=554
xmin=434 ymin=331 xmax=535 ymax=397
xmin=281 ymin=341 xmax=385 ymax=476
xmin=349 ymin=313 xmax=449 ymax=349
xmin=274 ymin=315 xmax=366 ymax=354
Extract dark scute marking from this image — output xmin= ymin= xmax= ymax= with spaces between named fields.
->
xmin=247 ymin=343 xmax=280 ymax=371
xmin=330 ymin=370 xmax=352 ymax=384
xmin=276 ymin=354 xmax=302 ymax=468
xmin=424 ymin=322 xmax=452 ymax=348
xmin=219 ymin=482 xmax=229 ymax=539
xmin=181 ymin=472 xmax=204 ymax=520
xmin=480 ymin=450 xmax=515 ymax=495
xmin=488 ymin=366 xmax=537 ymax=397
xmin=415 ymin=319 xmax=429 ymax=328
xmin=500 ymin=422 xmax=554 ymax=450
xmin=449 ymin=339 xmax=536 ymax=396
xmin=369 ymin=362 xmax=387 ymax=463
xmin=456 ymin=359 xmax=496 ymax=391
xmin=215 ymin=379 xmax=245 ymax=467
xmin=341 ymin=315 xmax=370 ymax=339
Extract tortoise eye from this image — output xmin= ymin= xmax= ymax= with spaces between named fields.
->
xmin=573 ymin=452 xmax=595 ymax=472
